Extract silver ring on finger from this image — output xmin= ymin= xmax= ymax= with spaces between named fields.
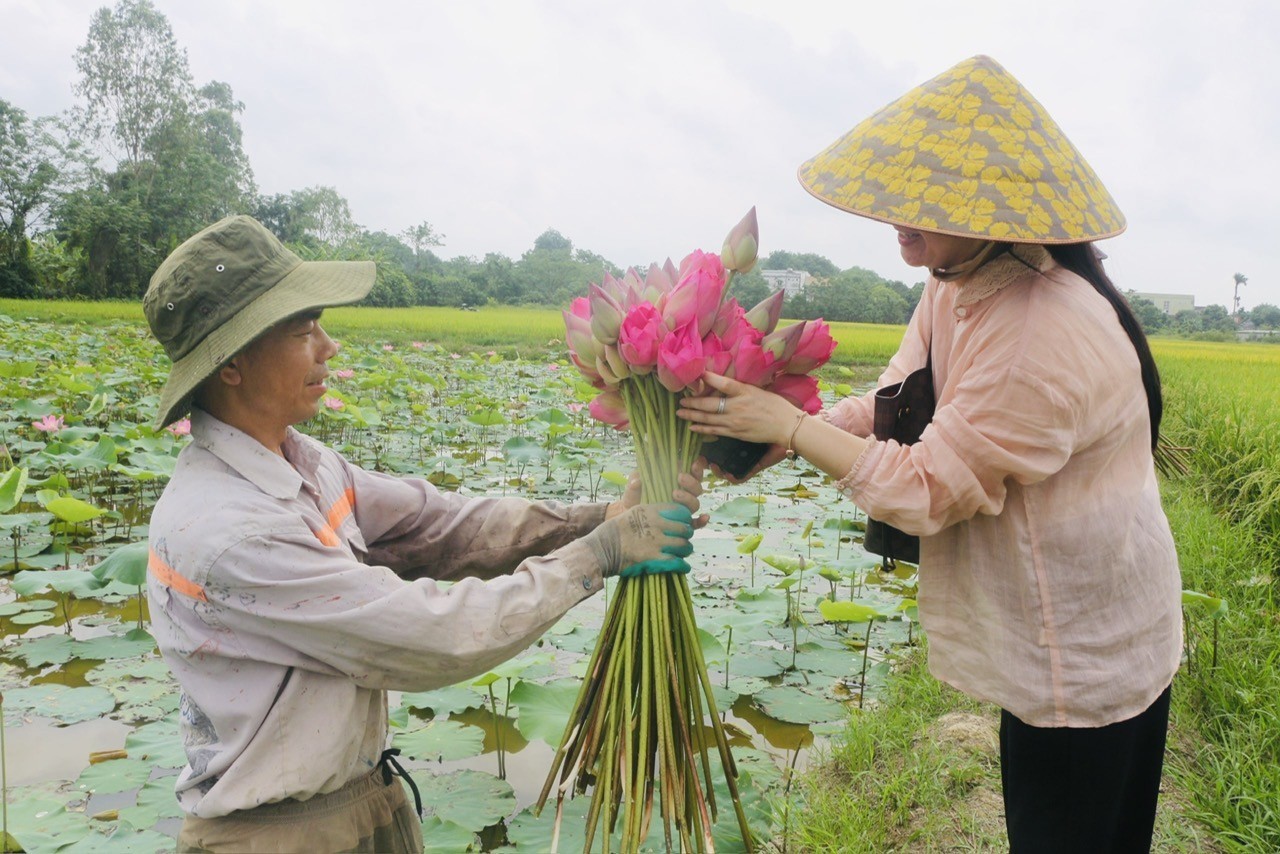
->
xmin=716 ymin=396 xmax=727 ymax=415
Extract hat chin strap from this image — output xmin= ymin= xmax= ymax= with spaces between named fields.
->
xmin=931 ymin=240 xmax=1006 ymax=282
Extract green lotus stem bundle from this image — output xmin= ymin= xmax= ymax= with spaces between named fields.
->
xmin=536 ymin=373 xmax=753 ymax=852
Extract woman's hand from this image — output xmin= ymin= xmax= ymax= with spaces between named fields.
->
xmin=605 ymin=459 xmax=710 ymax=529
xmin=679 ymin=371 xmax=804 ymax=446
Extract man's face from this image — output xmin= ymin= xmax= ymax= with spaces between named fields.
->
xmin=231 ymin=310 xmax=340 ymax=431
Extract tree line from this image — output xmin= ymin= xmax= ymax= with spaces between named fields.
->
xmin=2 ymin=0 xmax=1270 ymax=335
xmin=0 ymin=0 xmax=922 ymax=325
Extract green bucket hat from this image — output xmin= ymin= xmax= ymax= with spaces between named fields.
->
xmin=798 ymin=55 xmax=1124 ymax=243
xmin=143 ymin=215 xmax=375 ymax=428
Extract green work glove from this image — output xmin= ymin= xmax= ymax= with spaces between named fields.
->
xmin=583 ymin=504 xmax=695 ymax=579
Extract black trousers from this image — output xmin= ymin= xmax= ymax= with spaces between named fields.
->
xmin=1000 ymin=684 xmax=1171 ymax=854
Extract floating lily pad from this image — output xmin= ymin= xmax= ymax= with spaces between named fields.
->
xmin=418 ymin=769 xmax=516 ymax=831
xmin=117 ymin=776 xmax=185 ymax=829
xmin=125 ymin=715 xmax=190 ymax=770
xmin=4 ymin=683 xmax=116 ymax=726
xmin=392 ymin=719 xmax=485 ymax=762
xmin=10 ymin=609 xmax=57 ymax=625
xmin=754 ymin=685 xmax=848 ymax=725
xmin=421 ymin=816 xmax=478 ymax=852
xmin=396 ymin=684 xmax=486 ymax=719
xmin=58 ymin=822 xmax=177 ymax=853
xmin=4 ymin=792 xmax=92 ymax=851
xmin=75 ymin=755 xmax=154 ymax=795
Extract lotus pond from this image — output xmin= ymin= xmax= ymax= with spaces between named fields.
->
xmin=0 ymin=313 xmax=919 ymax=852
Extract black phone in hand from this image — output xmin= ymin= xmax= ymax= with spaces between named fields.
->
xmin=701 ymin=436 xmax=770 ymax=479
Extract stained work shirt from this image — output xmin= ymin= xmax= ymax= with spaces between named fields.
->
xmin=825 ymin=246 xmax=1182 ymax=728
xmin=147 ymin=409 xmax=607 ymax=817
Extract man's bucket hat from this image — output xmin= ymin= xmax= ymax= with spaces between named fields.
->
xmin=798 ymin=55 xmax=1124 ymax=244
xmin=143 ymin=215 xmax=375 ymax=428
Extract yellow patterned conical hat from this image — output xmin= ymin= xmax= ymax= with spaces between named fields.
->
xmin=798 ymin=55 xmax=1124 ymax=243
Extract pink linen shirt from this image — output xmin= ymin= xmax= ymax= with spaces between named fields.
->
xmin=825 ymin=246 xmax=1182 ymax=727
xmin=147 ymin=409 xmax=607 ymax=817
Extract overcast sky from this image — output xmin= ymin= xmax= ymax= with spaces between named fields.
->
xmin=3 ymin=0 xmax=1277 ymax=309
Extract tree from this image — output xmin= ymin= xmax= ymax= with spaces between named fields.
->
xmin=1126 ymin=293 xmax=1168 ymax=334
xmin=1 ymin=102 xmax=87 ymax=296
xmin=533 ymin=228 xmax=573 ymax=253
xmin=1247 ymin=303 xmax=1280 ymax=329
xmin=72 ymin=0 xmax=193 ymax=173
xmin=400 ymin=220 xmax=444 ymax=274
xmin=1232 ymin=273 xmax=1247 ymax=318
xmin=1201 ymin=305 xmax=1236 ymax=333
xmin=760 ymin=250 xmax=840 ymax=278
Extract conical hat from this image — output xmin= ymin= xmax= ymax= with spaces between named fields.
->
xmin=798 ymin=55 xmax=1124 ymax=243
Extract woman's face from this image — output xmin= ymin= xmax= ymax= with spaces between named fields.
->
xmin=894 ymin=226 xmax=987 ymax=271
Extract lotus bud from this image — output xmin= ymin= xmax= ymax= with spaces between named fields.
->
xmin=720 ymin=206 xmax=759 ymax=274
xmin=761 ymin=321 xmax=806 ymax=365
xmin=743 ymin=290 xmax=785 ymax=334
xmin=603 ymin=344 xmax=630 ymax=382
xmin=589 ymin=389 xmax=629 ymax=429
xmin=589 ymin=283 xmax=624 ymax=345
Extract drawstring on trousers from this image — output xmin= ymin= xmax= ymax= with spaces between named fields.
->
xmin=377 ymin=748 xmax=423 ymax=819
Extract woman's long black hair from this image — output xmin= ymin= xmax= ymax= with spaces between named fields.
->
xmin=1044 ymin=244 xmax=1163 ymax=450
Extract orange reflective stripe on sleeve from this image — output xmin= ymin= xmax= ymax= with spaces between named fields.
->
xmin=148 ymin=549 xmax=208 ymax=602
xmin=314 ymin=488 xmax=356 ymax=548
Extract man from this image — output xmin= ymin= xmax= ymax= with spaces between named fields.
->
xmin=143 ymin=215 xmax=700 ymax=853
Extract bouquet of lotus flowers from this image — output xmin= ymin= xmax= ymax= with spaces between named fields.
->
xmin=538 ymin=208 xmax=835 ymax=853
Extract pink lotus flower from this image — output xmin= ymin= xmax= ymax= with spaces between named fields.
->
xmin=569 ymin=296 xmax=591 ymax=319
xmin=617 ymin=302 xmax=664 ymax=372
xmin=720 ymin=206 xmax=759 ymax=274
xmin=743 ymin=290 xmax=785 ymax=335
xmin=411 ymin=341 xmax=426 ymax=350
xmin=32 ymin=415 xmax=63 ymax=433
xmin=656 ymin=323 xmax=706 ymax=393
xmin=450 ymin=353 xmax=462 ymax=360
xmin=589 ymin=389 xmax=629 ymax=429
xmin=783 ymin=320 xmax=837 ymax=374
xmin=167 ymin=418 xmax=192 ymax=437
xmin=565 ymin=307 xmax=603 ymax=370
xmin=383 ymin=344 xmax=395 ymax=351
xmin=324 ymin=396 xmax=345 ymax=411
xmin=770 ymin=373 xmax=822 ymax=414
xmin=710 ymin=297 xmax=746 ymax=338
xmin=668 ymin=251 xmax=726 ymax=335
xmin=701 ymin=332 xmax=732 ymax=376
xmin=726 ymin=335 xmax=776 ymax=387
xmin=334 ymin=369 xmax=355 ymax=379
xmin=567 ymin=402 xmax=585 ymax=414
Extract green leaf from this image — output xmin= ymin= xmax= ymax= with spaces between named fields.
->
xmin=509 ymin=678 xmax=579 ymax=745
xmin=125 ymin=715 xmax=190 ymax=770
xmin=75 ymin=755 xmax=154 ymax=795
xmin=91 ymin=541 xmax=150 ymax=586
xmin=392 ymin=719 xmax=485 ymax=762
xmin=3 ymin=684 xmax=116 ymax=726
xmin=819 ymin=599 xmax=887 ymax=624
xmin=762 ymin=554 xmax=803 ymax=575
xmin=736 ymin=532 xmax=764 ymax=554
xmin=1181 ymin=589 xmax=1228 ymax=619
xmin=754 ymin=685 xmax=848 ymax=725
xmin=417 ymin=769 xmax=516 ymax=831
xmin=397 ymin=685 xmax=486 ymax=718
xmin=600 ymin=470 xmax=629 ymax=487
xmin=501 ymin=436 xmax=546 ymax=464
xmin=0 ymin=466 xmax=28 ymax=512
xmin=5 ymin=793 xmax=92 ymax=851
xmin=466 ymin=409 xmax=507 ymax=427
xmin=45 ymin=495 xmax=106 ymax=523
xmin=421 ymin=817 xmax=478 ymax=852
xmin=13 ymin=568 xmax=105 ymax=598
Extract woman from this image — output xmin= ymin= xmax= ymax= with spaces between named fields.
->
xmin=680 ymin=56 xmax=1181 ymax=853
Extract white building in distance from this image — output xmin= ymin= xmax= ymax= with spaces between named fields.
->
xmin=1132 ymin=292 xmax=1195 ymax=315
xmin=762 ymin=268 xmax=811 ymax=297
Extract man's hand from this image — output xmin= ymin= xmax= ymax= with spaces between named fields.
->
xmin=584 ymin=504 xmax=696 ymax=578
xmin=605 ymin=461 xmax=709 ymax=529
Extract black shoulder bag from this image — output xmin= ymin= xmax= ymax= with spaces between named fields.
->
xmin=862 ymin=341 xmax=935 ymax=566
